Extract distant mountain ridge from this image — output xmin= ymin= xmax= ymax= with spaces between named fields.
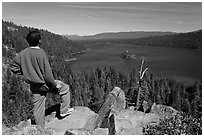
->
xmin=122 ymin=29 xmax=202 ymax=49
xmin=67 ymin=29 xmax=202 ymax=49
xmin=65 ymin=31 xmax=175 ymax=40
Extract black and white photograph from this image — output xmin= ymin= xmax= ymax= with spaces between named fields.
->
xmin=2 ymin=1 xmax=202 ymax=135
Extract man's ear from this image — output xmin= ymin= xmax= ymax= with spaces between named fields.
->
xmin=39 ymin=39 xmax=42 ymax=45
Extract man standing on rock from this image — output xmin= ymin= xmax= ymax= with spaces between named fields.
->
xmin=9 ymin=29 xmax=74 ymax=128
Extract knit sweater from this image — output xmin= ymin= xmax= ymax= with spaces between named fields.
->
xmin=10 ymin=46 xmax=57 ymax=92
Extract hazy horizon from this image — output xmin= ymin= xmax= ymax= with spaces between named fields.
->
xmin=2 ymin=2 xmax=202 ymax=36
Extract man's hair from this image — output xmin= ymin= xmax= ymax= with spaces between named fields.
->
xmin=26 ymin=29 xmax=41 ymax=46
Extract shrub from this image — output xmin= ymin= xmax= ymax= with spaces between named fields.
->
xmin=143 ymin=112 xmax=202 ymax=135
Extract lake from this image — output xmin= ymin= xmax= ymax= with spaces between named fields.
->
xmin=69 ymin=43 xmax=202 ymax=85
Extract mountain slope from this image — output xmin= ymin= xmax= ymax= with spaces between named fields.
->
xmin=66 ymin=31 xmax=175 ymax=40
xmin=70 ymin=29 xmax=201 ymax=49
xmin=2 ymin=20 xmax=85 ymax=60
xmin=122 ymin=29 xmax=202 ymax=49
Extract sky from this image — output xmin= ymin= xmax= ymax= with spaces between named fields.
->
xmin=2 ymin=2 xmax=202 ymax=36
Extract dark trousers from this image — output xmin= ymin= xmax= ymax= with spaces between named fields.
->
xmin=32 ymin=80 xmax=70 ymax=128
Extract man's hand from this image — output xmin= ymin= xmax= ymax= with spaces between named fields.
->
xmin=54 ymin=80 xmax=70 ymax=95
xmin=56 ymin=83 xmax=62 ymax=89
xmin=55 ymin=80 xmax=63 ymax=91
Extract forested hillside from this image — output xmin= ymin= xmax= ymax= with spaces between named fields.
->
xmin=2 ymin=20 xmax=85 ymax=78
xmin=123 ymin=30 xmax=202 ymax=49
xmin=2 ymin=20 xmax=85 ymax=60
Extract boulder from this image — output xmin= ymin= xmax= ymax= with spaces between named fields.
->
xmin=112 ymin=109 xmax=160 ymax=135
xmin=92 ymin=128 xmax=109 ymax=135
xmin=64 ymin=128 xmax=108 ymax=135
xmin=150 ymin=103 xmax=178 ymax=119
xmin=64 ymin=129 xmax=91 ymax=135
xmin=95 ymin=87 xmax=126 ymax=129
xmin=2 ymin=120 xmax=53 ymax=135
xmin=110 ymin=87 xmax=126 ymax=114
xmin=45 ymin=112 xmax=56 ymax=124
xmin=45 ymin=106 xmax=98 ymax=135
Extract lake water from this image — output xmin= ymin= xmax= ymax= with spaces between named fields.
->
xmin=69 ymin=43 xmax=202 ymax=85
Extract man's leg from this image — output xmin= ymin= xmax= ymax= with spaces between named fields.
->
xmin=32 ymin=93 xmax=46 ymax=128
xmin=60 ymin=84 xmax=71 ymax=114
xmin=55 ymin=80 xmax=72 ymax=114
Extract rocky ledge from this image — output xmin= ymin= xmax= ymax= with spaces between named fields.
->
xmin=3 ymin=87 xmax=178 ymax=135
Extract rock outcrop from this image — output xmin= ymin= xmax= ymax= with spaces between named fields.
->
xmin=45 ymin=106 xmax=98 ymax=135
xmin=112 ymin=109 xmax=160 ymax=135
xmin=64 ymin=128 xmax=109 ymax=135
xmin=150 ymin=103 xmax=178 ymax=119
xmin=2 ymin=119 xmax=53 ymax=135
xmin=94 ymin=87 xmax=126 ymax=130
xmin=2 ymin=87 xmax=179 ymax=135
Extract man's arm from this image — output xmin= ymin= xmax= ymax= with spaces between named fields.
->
xmin=9 ymin=54 xmax=23 ymax=75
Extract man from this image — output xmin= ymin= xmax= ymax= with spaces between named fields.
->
xmin=9 ymin=29 xmax=74 ymax=128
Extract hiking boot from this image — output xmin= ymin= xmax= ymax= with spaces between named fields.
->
xmin=60 ymin=108 xmax=74 ymax=117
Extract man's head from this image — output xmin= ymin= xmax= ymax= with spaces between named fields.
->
xmin=26 ymin=29 xmax=41 ymax=46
